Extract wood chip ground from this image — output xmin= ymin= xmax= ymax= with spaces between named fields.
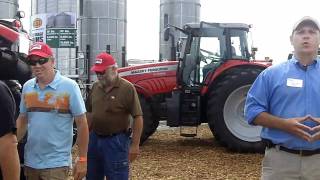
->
xmin=72 ymin=124 xmax=263 ymax=180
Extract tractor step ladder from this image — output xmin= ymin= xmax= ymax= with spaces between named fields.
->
xmin=180 ymin=126 xmax=198 ymax=137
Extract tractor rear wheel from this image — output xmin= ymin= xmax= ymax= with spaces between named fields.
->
xmin=139 ymin=95 xmax=159 ymax=144
xmin=207 ymin=67 xmax=265 ymax=153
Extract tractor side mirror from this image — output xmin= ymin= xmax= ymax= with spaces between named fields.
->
xmin=16 ymin=11 xmax=25 ymax=19
xmin=164 ymin=14 xmax=168 ymax=28
xmin=163 ymin=13 xmax=170 ymax=41
xmin=251 ymin=47 xmax=258 ymax=52
xmin=251 ymin=47 xmax=258 ymax=59
xmin=164 ymin=28 xmax=170 ymax=41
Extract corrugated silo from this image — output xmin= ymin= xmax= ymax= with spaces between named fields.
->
xmin=31 ymin=0 xmax=77 ymax=77
xmin=78 ymin=0 xmax=127 ymax=82
xmin=47 ymin=15 xmax=55 ymax=28
xmin=0 ymin=0 xmax=18 ymax=19
xmin=55 ymin=12 xmax=73 ymax=28
xmin=159 ymin=0 xmax=200 ymax=60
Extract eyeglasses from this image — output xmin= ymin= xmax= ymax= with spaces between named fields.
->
xmin=27 ymin=58 xmax=50 ymax=66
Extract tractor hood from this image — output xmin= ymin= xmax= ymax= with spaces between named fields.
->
xmin=118 ymin=61 xmax=178 ymax=97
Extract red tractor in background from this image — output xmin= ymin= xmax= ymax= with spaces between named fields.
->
xmin=0 ymin=12 xmax=32 ymax=180
xmin=0 ymin=15 xmax=31 ymax=84
xmin=118 ymin=21 xmax=272 ymax=153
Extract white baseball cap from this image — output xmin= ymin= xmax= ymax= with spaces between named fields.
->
xmin=292 ymin=16 xmax=320 ymax=33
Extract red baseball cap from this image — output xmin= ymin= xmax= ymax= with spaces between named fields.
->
xmin=27 ymin=42 xmax=53 ymax=58
xmin=90 ymin=52 xmax=116 ymax=73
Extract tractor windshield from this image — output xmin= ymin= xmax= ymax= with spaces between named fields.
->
xmin=229 ymin=29 xmax=250 ymax=60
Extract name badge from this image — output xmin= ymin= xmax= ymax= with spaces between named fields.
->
xmin=286 ymin=78 xmax=303 ymax=88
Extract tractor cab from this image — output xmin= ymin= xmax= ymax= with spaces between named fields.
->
xmin=176 ymin=22 xmax=252 ymax=87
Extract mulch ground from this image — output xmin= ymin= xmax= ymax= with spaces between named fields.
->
xmin=130 ymin=124 xmax=263 ymax=180
xmin=71 ymin=124 xmax=263 ymax=179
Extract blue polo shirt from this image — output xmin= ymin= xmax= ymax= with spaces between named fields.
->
xmin=20 ymin=71 xmax=86 ymax=169
xmin=245 ymin=57 xmax=320 ymax=150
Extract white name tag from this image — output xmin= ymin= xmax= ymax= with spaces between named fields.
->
xmin=286 ymin=78 xmax=303 ymax=88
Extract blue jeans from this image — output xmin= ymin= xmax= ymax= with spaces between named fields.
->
xmin=86 ymin=131 xmax=130 ymax=180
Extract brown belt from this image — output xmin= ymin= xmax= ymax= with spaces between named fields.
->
xmin=264 ymin=139 xmax=320 ymax=156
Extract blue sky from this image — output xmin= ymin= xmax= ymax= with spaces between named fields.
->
xmin=19 ymin=0 xmax=320 ymax=64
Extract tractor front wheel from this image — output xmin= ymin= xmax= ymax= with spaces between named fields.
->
xmin=139 ymin=95 xmax=159 ymax=144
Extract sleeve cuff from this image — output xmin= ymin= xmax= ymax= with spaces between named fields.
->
xmin=246 ymin=108 xmax=266 ymax=125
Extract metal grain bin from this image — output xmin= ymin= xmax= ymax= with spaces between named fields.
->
xmin=47 ymin=15 xmax=55 ymax=28
xmin=55 ymin=12 xmax=72 ymax=28
xmin=0 ymin=0 xmax=18 ymax=19
xmin=159 ymin=0 xmax=200 ymax=61
xmin=31 ymin=0 xmax=77 ymax=77
xmin=78 ymin=0 xmax=127 ymax=82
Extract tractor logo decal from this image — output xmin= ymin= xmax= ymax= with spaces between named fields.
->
xmin=119 ymin=64 xmax=177 ymax=76
xmin=33 ymin=18 xmax=42 ymax=29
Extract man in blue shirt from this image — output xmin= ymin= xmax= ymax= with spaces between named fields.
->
xmin=245 ymin=16 xmax=320 ymax=179
xmin=16 ymin=42 xmax=89 ymax=180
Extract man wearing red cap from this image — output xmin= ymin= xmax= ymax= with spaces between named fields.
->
xmin=86 ymin=52 xmax=143 ymax=180
xmin=16 ymin=42 xmax=89 ymax=180
xmin=245 ymin=17 xmax=320 ymax=179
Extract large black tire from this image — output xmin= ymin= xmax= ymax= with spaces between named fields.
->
xmin=139 ymin=95 xmax=159 ymax=144
xmin=0 ymin=50 xmax=32 ymax=85
xmin=207 ymin=67 xmax=265 ymax=153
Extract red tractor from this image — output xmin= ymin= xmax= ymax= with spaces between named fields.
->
xmin=0 ymin=13 xmax=32 ymax=180
xmin=0 ymin=15 xmax=31 ymax=84
xmin=118 ymin=22 xmax=271 ymax=153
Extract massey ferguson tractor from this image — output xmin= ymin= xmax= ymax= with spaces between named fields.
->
xmin=118 ymin=21 xmax=272 ymax=153
xmin=0 ymin=15 xmax=31 ymax=84
xmin=0 ymin=13 xmax=32 ymax=180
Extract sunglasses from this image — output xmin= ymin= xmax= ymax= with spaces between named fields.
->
xmin=27 ymin=58 xmax=50 ymax=66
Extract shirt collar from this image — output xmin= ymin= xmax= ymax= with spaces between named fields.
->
xmin=32 ymin=70 xmax=61 ymax=89
xmin=290 ymin=56 xmax=318 ymax=69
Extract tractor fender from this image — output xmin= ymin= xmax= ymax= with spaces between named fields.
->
xmin=134 ymin=84 xmax=153 ymax=98
xmin=0 ymin=24 xmax=19 ymax=43
xmin=201 ymin=60 xmax=267 ymax=95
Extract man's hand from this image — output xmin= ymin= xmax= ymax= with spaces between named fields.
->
xmin=73 ymin=114 xmax=89 ymax=179
xmin=128 ymin=144 xmax=140 ymax=163
xmin=308 ymin=116 xmax=320 ymax=141
xmin=129 ymin=115 xmax=143 ymax=162
xmin=73 ymin=161 xmax=87 ymax=180
xmin=283 ymin=116 xmax=313 ymax=141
